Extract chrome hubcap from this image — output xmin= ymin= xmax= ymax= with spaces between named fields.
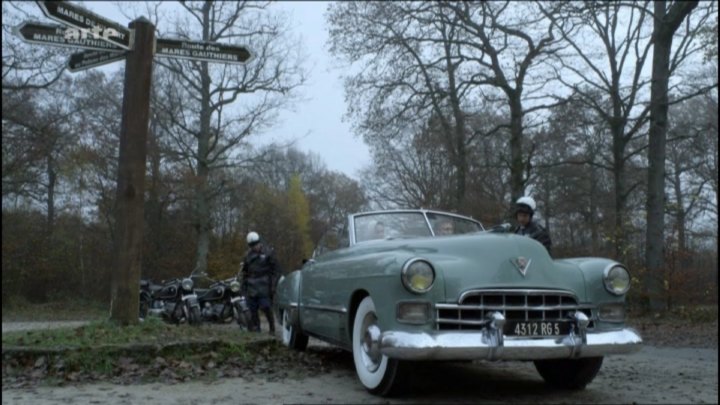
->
xmin=282 ymin=311 xmax=291 ymax=342
xmin=360 ymin=316 xmax=382 ymax=372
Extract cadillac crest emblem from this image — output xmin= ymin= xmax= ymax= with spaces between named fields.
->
xmin=512 ymin=256 xmax=532 ymax=277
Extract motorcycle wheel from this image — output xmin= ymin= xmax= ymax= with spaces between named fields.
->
xmin=235 ymin=304 xmax=251 ymax=331
xmin=187 ymin=306 xmax=202 ymax=326
xmin=139 ymin=301 xmax=148 ymax=320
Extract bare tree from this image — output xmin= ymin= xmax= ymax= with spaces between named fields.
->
xmin=2 ymin=1 xmax=66 ymax=90
xmin=548 ymin=1 xmax=658 ymax=260
xmin=441 ymin=1 xmax=569 ymax=207
xmin=147 ymin=1 xmax=307 ymax=274
xmin=645 ymin=0 xmax=707 ymax=312
xmin=328 ymin=2 xmax=503 ymax=212
xmin=1 ymin=78 xmax=88 ymax=236
xmin=665 ymin=98 xmax=713 ymax=271
xmin=359 ymin=120 xmax=457 ymax=210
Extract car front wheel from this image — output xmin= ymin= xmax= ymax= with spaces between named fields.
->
xmin=281 ymin=309 xmax=308 ymax=351
xmin=352 ymin=296 xmax=406 ymax=396
xmin=534 ymin=356 xmax=604 ymax=389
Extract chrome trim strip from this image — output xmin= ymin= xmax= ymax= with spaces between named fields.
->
xmin=436 ymin=319 xmax=491 ymax=326
xmin=458 ymin=289 xmax=579 ymax=303
xmin=302 ymin=303 xmax=347 ymax=314
xmin=436 ymin=304 xmax=595 ymax=311
xmin=348 ymin=213 xmax=356 ymax=246
xmin=380 ymin=328 xmax=642 ymax=361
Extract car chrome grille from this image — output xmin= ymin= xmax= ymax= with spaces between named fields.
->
xmin=436 ymin=289 xmax=595 ymax=330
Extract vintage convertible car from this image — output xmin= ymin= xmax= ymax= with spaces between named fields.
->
xmin=275 ymin=209 xmax=642 ymax=396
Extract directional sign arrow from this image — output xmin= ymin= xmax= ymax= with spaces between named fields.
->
xmin=68 ymin=50 xmax=126 ymax=73
xmin=14 ymin=21 xmax=126 ymax=52
xmin=36 ymin=0 xmax=131 ymax=50
xmin=155 ymin=38 xmax=252 ymax=64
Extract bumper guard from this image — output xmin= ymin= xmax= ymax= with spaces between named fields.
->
xmin=380 ymin=311 xmax=642 ymax=361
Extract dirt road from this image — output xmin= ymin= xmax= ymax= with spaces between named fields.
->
xmin=2 ymin=339 xmax=717 ymax=404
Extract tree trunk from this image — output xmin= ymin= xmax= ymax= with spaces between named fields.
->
xmin=509 ymin=93 xmax=525 ymax=205
xmin=589 ymin=165 xmax=599 ymax=255
xmin=612 ymin=138 xmax=626 ymax=262
xmin=145 ymin=120 xmax=162 ymax=275
xmin=46 ymin=153 xmax=56 ymax=238
xmin=110 ymin=18 xmax=155 ymax=326
xmin=671 ymin=164 xmax=689 ymax=271
xmin=192 ymin=1 xmax=213 ymax=275
xmin=644 ymin=0 xmax=699 ymax=313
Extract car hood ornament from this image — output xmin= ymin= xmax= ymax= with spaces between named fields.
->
xmin=511 ymin=256 xmax=532 ymax=277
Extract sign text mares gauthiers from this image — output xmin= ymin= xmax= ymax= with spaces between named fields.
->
xmin=155 ymin=38 xmax=251 ymax=64
xmin=15 ymin=21 xmax=125 ymax=52
xmin=36 ymin=0 xmax=131 ymax=49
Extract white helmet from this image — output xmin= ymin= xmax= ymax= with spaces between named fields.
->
xmin=515 ymin=196 xmax=536 ymax=216
xmin=246 ymin=231 xmax=261 ymax=246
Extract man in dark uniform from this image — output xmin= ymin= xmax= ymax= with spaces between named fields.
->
xmin=242 ymin=231 xmax=281 ymax=334
xmin=512 ymin=196 xmax=552 ymax=256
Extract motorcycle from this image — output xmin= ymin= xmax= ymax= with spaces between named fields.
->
xmin=196 ymin=273 xmax=252 ymax=330
xmin=139 ymin=272 xmax=202 ymax=325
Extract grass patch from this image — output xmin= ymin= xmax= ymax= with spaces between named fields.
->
xmin=2 ymin=317 xmax=257 ymax=350
xmin=627 ymin=304 xmax=718 ymax=324
xmin=2 ymin=299 xmax=107 ymax=322
xmin=1 ymin=318 xmax=284 ymax=386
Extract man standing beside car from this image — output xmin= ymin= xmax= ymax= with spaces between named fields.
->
xmin=512 ymin=196 xmax=552 ymax=256
xmin=242 ymin=231 xmax=281 ymax=334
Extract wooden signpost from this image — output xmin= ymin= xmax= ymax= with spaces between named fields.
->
xmin=15 ymin=0 xmax=253 ymax=325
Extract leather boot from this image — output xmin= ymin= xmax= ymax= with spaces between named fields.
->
xmin=250 ymin=311 xmax=261 ymax=332
xmin=263 ymin=307 xmax=275 ymax=333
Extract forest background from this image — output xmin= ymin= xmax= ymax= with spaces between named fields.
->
xmin=2 ymin=1 xmax=717 ymax=313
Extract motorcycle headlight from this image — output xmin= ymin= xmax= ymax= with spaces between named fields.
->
xmin=181 ymin=278 xmax=194 ymax=292
xmin=401 ymin=258 xmax=435 ymax=294
xmin=603 ymin=264 xmax=630 ymax=296
xmin=230 ymin=280 xmax=241 ymax=293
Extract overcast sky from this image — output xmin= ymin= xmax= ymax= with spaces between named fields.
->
xmin=76 ymin=1 xmax=371 ymax=180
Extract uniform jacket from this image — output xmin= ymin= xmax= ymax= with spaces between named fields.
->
xmin=512 ymin=221 xmax=552 ymax=256
xmin=241 ymin=245 xmax=281 ymax=298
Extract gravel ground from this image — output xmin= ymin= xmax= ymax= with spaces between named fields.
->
xmin=2 ymin=319 xmax=718 ymax=404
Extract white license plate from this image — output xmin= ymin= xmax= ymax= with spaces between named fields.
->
xmin=506 ymin=321 xmax=570 ymax=336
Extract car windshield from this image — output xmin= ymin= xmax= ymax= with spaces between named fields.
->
xmin=355 ymin=212 xmax=431 ymax=242
xmin=426 ymin=212 xmax=483 ymax=236
xmin=353 ymin=211 xmax=483 ymax=243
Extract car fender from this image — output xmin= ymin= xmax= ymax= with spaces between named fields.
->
xmin=561 ymin=257 xmax=627 ymax=303
xmin=276 ymin=270 xmax=302 ymax=326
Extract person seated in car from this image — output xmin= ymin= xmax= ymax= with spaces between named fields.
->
xmin=373 ymin=221 xmax=386 ymax=239
xmin=436 ymin=219 xmax=455 ymax=236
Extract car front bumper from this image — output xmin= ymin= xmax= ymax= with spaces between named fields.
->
xmin=379 ymin=312 xmax=642 ymax=361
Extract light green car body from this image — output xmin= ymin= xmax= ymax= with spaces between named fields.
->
xmin=275 ymin=209 xmax=641 ymax=360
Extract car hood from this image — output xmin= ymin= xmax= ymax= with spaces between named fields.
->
xmin=375 ymin=232 xmax=586 ymax=302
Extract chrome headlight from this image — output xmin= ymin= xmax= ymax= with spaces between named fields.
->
xmin=401 ymin=258 xmax=435 ymax=294
xmin=603 ymin=264 xmax=630 ymax=295
xmin=181 ymin=278 xmax=194 ymax=292
xmin=230 ymin=280 xmax=241 ymax=293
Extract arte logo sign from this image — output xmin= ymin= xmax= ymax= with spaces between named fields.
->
xmin=64 ymin=26 xmax=121 ymax=41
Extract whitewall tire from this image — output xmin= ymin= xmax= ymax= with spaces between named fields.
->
xmin=281 ymin=309 xmax=308 ymax=351
xmin=352 ymin=296 xmax=405 ymax=396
